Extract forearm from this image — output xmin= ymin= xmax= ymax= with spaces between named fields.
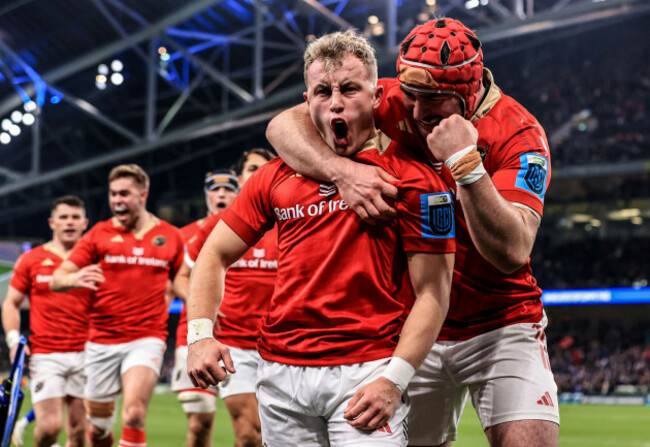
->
xmin=458 ymin=175 xmax=538 ymax=273
xmin=187 ymin=254 xmax=226 ymax=323
xmin=51 ymin=269 xmax=72 ymax=292
xmin=173 ymin=263 xmax=190 ymax=303
xmin=1 ymin=296 xmax=21 ymax=335
xmin=267 ymin=103 xmax=349 ymax=182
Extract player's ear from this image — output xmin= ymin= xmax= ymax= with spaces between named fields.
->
xmin=373 ymin=84 xmax=384 ymax=109
xmin=48 ymin=217 xmax=55 ymax=231
xmin=303 ymin=91 xmax=309 ymax=102
xmin=83 ymin=218 xmax=89 ymax=231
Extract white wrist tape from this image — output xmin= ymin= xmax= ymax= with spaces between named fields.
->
xmin=381 ymin=356 xmax=416 ymax=393
xmin=5 ymin=329 xmax=20 ymax=349
xmin=187 ymin=318 xmax=214 ymax=345
xmin=444 ymin=145 xmax=476 ymax=168
xmin=444 ymin=144 xmax=487 ymax=186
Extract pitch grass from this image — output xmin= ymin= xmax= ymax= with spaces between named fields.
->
xmin=15 ymin=392 xmax=650 ymax=446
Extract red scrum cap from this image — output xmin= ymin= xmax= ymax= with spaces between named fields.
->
xmin=397 ymin=18 xmax=483 ymax=119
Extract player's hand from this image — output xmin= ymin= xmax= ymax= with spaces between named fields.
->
xmin=331 ymin=158 xmax=399 ymax=225
xmin=426 ymin=114 xmax=479 ymax=163
xmin=70 ymin=264 xmax=105 ymax=291
xmin=343 ymin=377 xmax=402 ymax=431
xmin=187 ymin=338 xmax=236 ymax=389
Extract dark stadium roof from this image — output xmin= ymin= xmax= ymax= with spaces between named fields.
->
xmin=0 ymin=0 xmax=648 ymax=238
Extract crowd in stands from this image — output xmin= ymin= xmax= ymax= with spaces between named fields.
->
xmin=531 ymin=236 xmax=650 ymax=290
xmin=492 ymin=18 xmax=650 ymax=168
xmin=548 ymin=316 xmax=650 ymax=396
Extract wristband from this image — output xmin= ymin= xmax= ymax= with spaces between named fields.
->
xmin=381 ymin=356 xmax=416 ymax=393
xmin=444 ymin=145 xmax=487 ymax=186
xmin=5 ymin=329 xmax=20 ymax=349
xmin=187 ymin=318 xmax=214 ymax=345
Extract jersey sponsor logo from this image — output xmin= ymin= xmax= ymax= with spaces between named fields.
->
xmin=41 ymin=258 xmax=54 ymax=266
xmin=318 ymin=183 xmax=337 ymax=198
xmin=152 ymin=236 xmax=167 ymax=246
xmin=110 ymin=235 xmax=124 ymax=243
xmin=36 ymin=274 xmax=53 ymax=283
xmin=252 ymin=248 xmax=265 ymax=258
xmin=133 ymin=247 xmax=144 ymax=256
xmin=104 ymin=254 xmax=169 ymax=268
xmin=420 ymin=192 xmax=455 ymax=238
xmin=274 ymin=199 xmax=349 ymax=221
xmin=231 ymin=257 xmax=278 ymax=270
xmin=515 ymin=153 xmax=548 ymax=199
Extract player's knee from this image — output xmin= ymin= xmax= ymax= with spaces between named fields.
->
xmin=121 ymin=403 xmax=147 ymax=429
xmin=187 ymin=413 xmax=214 ymax=438
xmin=178 ymin=390 xmax=217 ymax=414
xmin=235 ymin=428 xmax=261 ymax=447
xmin=36 ymin=414 xmax=63 ymax=439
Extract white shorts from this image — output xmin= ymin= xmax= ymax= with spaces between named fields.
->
xmin=408 ymin=314 xmax=560 ymax=446
xmin=257 ymin=358 xmax=410 ymax=447
xmin=218 ymin=346 xmax=260 ymax=399
xmin=84 ymin=337 xmax=165 ymax=401
xmin=29 ymin=351 xmax=86 ymax=404
xmin=170 ymin=345 xmax=218 ymax=396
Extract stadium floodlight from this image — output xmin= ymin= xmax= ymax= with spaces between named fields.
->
xmin=24 ymin=101 xmax=37 ymax=112
xmin=465 ymin=0 xmax=479 ymax=9
xmin=95 ymin=81 xmax=107 ymax=90
xmin=98 ymin=63 xmax=109 ymax=75
xmin=158 ymin=46 xmax=167 ymax=55
xmin=110 ymin=72 xmax=124 ymax=85
xmin=1 ymin=119 xmax=12 ymax=131
xmin=10 ymin=110 xmax=23 ymax=123
xmin=160 ymin=53 xmax=170 ymax=62
xmin=368 ymin=15 xmax=379 ymax=25
xmin=111 ymin=59 xmax=124 ymax=72
xmin=372 ymin=23 xmax=385 ymax=36
xmin=631 ymin=216 xmax=643 ymax=225
xmin=8 ymin=125 xmax=21 ymax=136
xmin=426 ymin=0 xmax=436 ymax=5
xmin=22 ymin=113 xmax=35 ymax=126
xmin=0 ymin=132 xmax=10 ymax=144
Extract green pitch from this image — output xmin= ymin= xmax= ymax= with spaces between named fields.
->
xmin=15 ymin=393 xmax=650 ymax=446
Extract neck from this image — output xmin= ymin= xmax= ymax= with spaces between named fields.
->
xmin=50 ymin=238 xmax=74 ymax=257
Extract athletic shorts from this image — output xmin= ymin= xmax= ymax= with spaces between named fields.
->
xmin=170 ymin=345 xmax=218 ymax=396
xmin=408 ymin=314 xmax=560 ymax=446
xmin=257 ymin=358 xmax=410 ymax=447
xmin=84 ymin=337 xmax=165 ymax=401
xmin=218 ymin=346 xmax=260 ymax=399
xmin=29 ymin=351 xmax=86 ymax=404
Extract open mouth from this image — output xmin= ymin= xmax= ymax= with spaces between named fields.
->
xmin=113 ymin=205 xmax=128 ymax=217
xmin=215 ymin=202 xmax=228 ymax=210
xmin=331 ymin=118 xmax=349 ymax=144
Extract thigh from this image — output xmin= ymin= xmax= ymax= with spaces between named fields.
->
xmin=34 ymin=397 xmax=64 ymax=424
xmin=218 ymin=347 xmax=259 ymax=399
xmin=465 ymin=316 xmax=560 ymax=431
xmin=84 ymin=342 xmax=124 ymax=401
xmin=486 ymin=419 xmax=559 ymax=447
xmin=29 ymin=354 xmax=68 ymax=403
xmin=406 ymin=346 xmax=468 ymax=447
xmin=223 ymin=393 xmax=260 ymax=427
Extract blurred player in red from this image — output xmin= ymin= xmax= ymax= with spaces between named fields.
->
xmin=171 ymin=170 xmax=238 ymax=447
xmin=187 ymin=30 xmax=454 ymax=447
xmin=52 ymin=164 xmax=185 ymax=447
xmin=2 ymin=195 xmax=91 ymax=447
xmin=267 ymin=17 xmax=558 ymax=447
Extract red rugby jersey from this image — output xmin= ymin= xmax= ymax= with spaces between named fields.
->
xmin=10 ymin=244 xmax=90 ymax=353
xmin=375 ymin=72 xmax=551 ymax=340
xmin=67 ymin=216 xmax=184 ymax=344
xmin=174 ymin=218 xmax=205 ymax=349
xmin=185 ymin=214 xmax=278 ymax=350
xmin=221 ymin=132 xmax=454 ymax=366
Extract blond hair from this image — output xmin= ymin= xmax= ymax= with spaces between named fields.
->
xmin=303 ymin=29 xmax=377 ymax=88
xmin=108 ymin=164 xmax=150 ymax=190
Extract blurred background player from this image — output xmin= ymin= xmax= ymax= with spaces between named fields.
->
xmin=182 ymin=148 xmax=277 ymax=447
xmin=2 ymin=195 xmax=91 ymax=447
xmin=187 ymin=30 xmax=454 ymax=446
xmin=51 ymin=164 xmax=185 ymax=447
xmin=267 ymin=17 xmax=558 ymax=447
xmin=171 ymin=170 xmax=238 ymax=447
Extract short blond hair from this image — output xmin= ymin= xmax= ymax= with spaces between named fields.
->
xmin=108 ymin=164 xmax=150 ymax=190
xmin=303 ymin=29 xmax=377 ymax=88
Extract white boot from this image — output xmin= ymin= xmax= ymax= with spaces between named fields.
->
xmin=11 ymin=417 xmax=28 ymax=447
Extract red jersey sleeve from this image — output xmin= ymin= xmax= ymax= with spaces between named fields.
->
xmin=478 ymin=100 xmax=551 ymax=217
xmin=186 ymin=215 xmax=220 ymax=262
xmin=67 ymin=227 xmax=99 ymax=268
xmin=9 ymin=252 xmax=30 ymax=294
xmin=221 ymin=160 xmax=279 ymax=246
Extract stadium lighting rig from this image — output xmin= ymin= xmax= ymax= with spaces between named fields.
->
xmin=0 ymin=101 xmax=38 ymax=145
xmin=96 ymin=59 xmax=125 ymax=90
